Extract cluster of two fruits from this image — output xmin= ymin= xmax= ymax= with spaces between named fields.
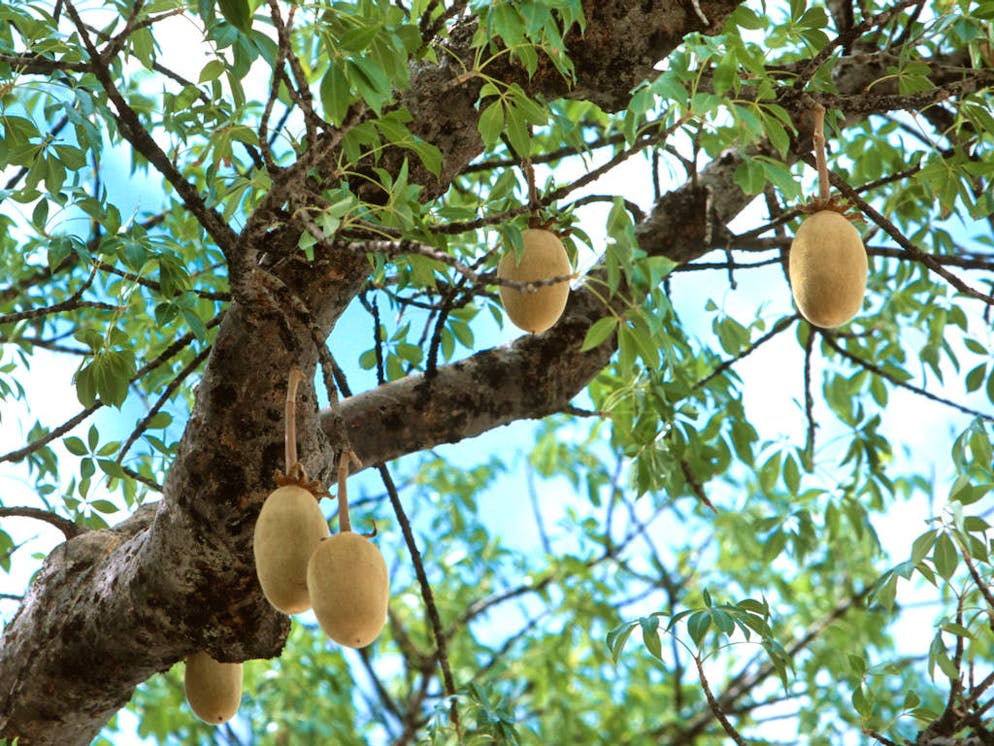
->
xmin=183 ymin=472 xmax=389 ymax=724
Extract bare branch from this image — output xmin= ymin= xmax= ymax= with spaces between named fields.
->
xmin=693 ymin=314 xmax=800 ymax=391
xmin=826 ymin=168 xmax=994 ymax=305
xmin=0 ymin=507 xmax=82 ymax=539
xmin=694 ymin=656 xmax=750 ymax=746
xmin=116 ymin=346 xmax=212 ymax=464
xmin=378 ymin=464 xmax=463 ymax=740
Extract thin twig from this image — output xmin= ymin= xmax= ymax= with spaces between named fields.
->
xmin=693 ymin=315 xmax=800 ymax=391
xmin=284 ymin=368 xmax=305 ymax=472
xmin=420 ymin=0 xmax=469 ymax=46
xmin=0 ymin=264 xmax=100 ymax=326
xmin=116 ymin=346 xmax=211 ymax=464
xmin=267 ymin=1 xmax=326 ymax=150
xmin=525 ymin=464 xmax=552 ymax=555
xmin=791 ymin=0 xmax=922 ymax=90
xmin=336 ymin=450 xmax=360 ymax=533
xmin=830 ymin=175 xmax=994 ymax=306
xmin=694 ymin=656 xmax=750 ymax=746
xmin=122 ymin=465 xmax=163 ymax=492
xmin=822 ymin=334 xmax=994 ymax=423
xmin=803 ymin=329 xmax=816 ymax=471
xmin=679 ymin=459 xmax=718 ymax=513
xmin=62 ymin=1 xmax=239 ymax=265
xmin=378 ymin=464 xmax=463 ymax=741
xmin=953 ymin=531 xmax=994 ymax=630
xmin=811 ymin=102 xmax=830 ymax=204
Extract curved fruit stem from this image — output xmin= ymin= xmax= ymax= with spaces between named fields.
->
xmin=284 ymin=368 xmax=304 ymax=475
xmin=336 ymin=449 xmax=362 ymax=533
xmin=523 ymin=161 xmax=543 ymax=229
xmin=811 ymin=102 xmax=830 ymax=205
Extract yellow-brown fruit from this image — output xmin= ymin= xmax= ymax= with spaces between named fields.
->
xmin=789 ymin=210 xmax=867 ymax=328
xmin=307 ymin=531 xmax=389 ymax=648
xmin=253 ymin=484 xmax=329 ymax=614
xmin=184 ymin=651 xmax=242 ymax=725
xmin=498 ymin=228 xmax=571 ymax=334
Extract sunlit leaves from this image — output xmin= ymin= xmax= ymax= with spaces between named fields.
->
xmin=477 ymin=82 xmax=548 ymax=157
xmin=74 ymin=349 xmax=136 ymax=409
xmin=608 ymin=596 xmax=793 ymax=688
xmin=317 ymin=2 xmax=421 ymax=116
xmin=216 ymin=0 xmax=254 ymax=34
xmin=471 ymin=0 xmax=583 ymax=80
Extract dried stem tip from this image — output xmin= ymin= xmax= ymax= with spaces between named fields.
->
xmin=337 ymin=449 xmax=362 ymax=533
xmin=284 ymin=368 xmax=305 ymax=473
xmin=811 ymin=103 xmax=830 ymax=205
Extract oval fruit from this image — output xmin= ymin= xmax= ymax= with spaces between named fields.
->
xmin=498 ymin=228 xmax=572 ymax=334
xmin=253 ymin=484 xmax=329 ymax=614
xmin=184 ymin=651 xmax=242 ymax=725
xmin=788 ymin=210 xmax=867 ymax=328
xmin=307 ymin=531 xmax=389 ymax=649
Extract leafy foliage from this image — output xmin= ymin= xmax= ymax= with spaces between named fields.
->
xmin=2 ymin=0 xmax=994 ymax=744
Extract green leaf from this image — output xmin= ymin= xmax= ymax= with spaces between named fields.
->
xmin=180 ymin=308 xmax=209 ymax=341
xmin=851 ymin=684 xmax=871 ymax=717
xmin=932 ymin=533 xmax=959 ymax=580
xmin=910 ymin=530 xmax=937 ymax=565
xmin=76 ymin=351 xmax=136 ymax=409
xmin=217 ymin=0 xmax=252 ymax=33
xmin=320 ymin=64 xmax=352 ymax=126
xmin=581 ymin=317 xmax=618 ymax=351
xmin=687 ymin=611 xmax=711 ymax=647
xmin=198 ymin=59 xmax=226 ymax=83
xmin=63 ymin=436 xmax=88 ymax=456
xmin=478 ymin=102 xmax=504 ymax=149
xmin=88 ymin=500 xmax=119 ymax=514
xmin=504 ymin=103 xmax=531 ymax=158
xmin=965 ymin=363 xmax=986 ymax=392
xmin=347 ymin=58 xmax=391 ymax=112
xmin=639 ymin=616 xmax=662 ymax=660
xmin=606 ymin=621 xmax=638 ymax=664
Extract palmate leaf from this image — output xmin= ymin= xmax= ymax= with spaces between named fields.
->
xmin=74 ymin=351 xmax=136 ymax=409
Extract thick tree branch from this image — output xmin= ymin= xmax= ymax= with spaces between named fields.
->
xmin=326 ymin=281 xmax=615 ymax=468
xmin=0 ymin=507 xmax=82 ymax=539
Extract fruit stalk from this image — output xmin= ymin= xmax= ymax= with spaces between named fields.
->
xmin=523 ymin=152 xmax=538 ymax=222
xmin=337 ymin=449 xmax=360 ymax=533
xmin=811 ymin=102 xmax=830 ymax=205
xmin=284 ymin=368 xmax=304 ymax=473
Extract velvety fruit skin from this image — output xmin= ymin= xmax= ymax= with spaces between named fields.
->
xmin=184 ymin=651 xmax=242 ymax=725
xmin=498 ymin=228 xmax=571 ymax=333
xmin=307 ymin=531 xmax=389 ymax=648
xmin=253 ymin=484 xmax=329 ymax=613
xmin=789 ymin=210 xmax=868 ymax=328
